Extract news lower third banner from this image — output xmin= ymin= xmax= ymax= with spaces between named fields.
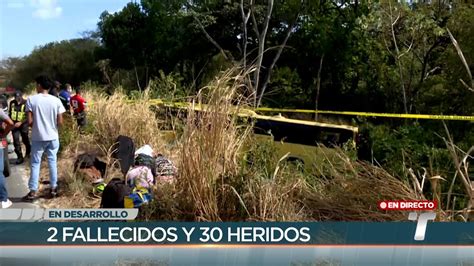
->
xmin=0 ymin=219 xmax=473 ymax=245
xmin=1 ymin=209 xmax=473 ymax=265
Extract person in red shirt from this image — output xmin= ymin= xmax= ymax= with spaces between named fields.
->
xmin=70 ymin=87 xmax=87 ymax=130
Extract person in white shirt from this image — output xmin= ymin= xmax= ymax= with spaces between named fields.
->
xmin=23 ymin=75 xmax=66 ymax=201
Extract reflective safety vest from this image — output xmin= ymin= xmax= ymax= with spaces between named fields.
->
xmin=11 ymin=103 xmax=26 ymax=122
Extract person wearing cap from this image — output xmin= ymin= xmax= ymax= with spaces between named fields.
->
xmin=9 ymin=91 xmax=30 ymax=164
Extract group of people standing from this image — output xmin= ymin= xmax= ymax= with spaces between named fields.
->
xmin=0 ymin=75 xmax=87 ymax=208
xmin=52 ymin=81 xmax=88 ymax=129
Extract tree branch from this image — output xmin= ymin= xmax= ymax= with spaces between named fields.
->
xmin=388 ymin=2 xmax=408 ymax=114
xmin=250 ymin=3 xmax=260 ymax=38
xmin=252 ymin=0 xmax=274 ymax=107
xmin=424 ymin=66 xmax=440 ymax=81
xmin=192 ymin=13 xmax=230 ymax=61
xmin=133 ymin=64 xmax=142 ymax=92
xmin=314 ymin=54 xmax=324 ymax=121
xmin=447 ymin=27 xmax=473 ymax=92
xmin=398 ymin=28 xmax=415 ymax=59
xmin=460 ymin=79 xmax=474 ymax=92
xmin=257 ymin=4 xmax=301 ymax=107
xmin=240 ymin=0 xmax=252 ymax=69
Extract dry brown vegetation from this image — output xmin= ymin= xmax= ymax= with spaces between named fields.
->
xmin=85 ymin=89 xmax=166 ymax=151
xmin=43 ymin=69 xmax=426 ymax=221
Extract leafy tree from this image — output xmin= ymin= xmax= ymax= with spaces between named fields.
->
xmin=0 ymin=57 xmax=24 ymax=87
xmin=3 ymin=38 xmax=99 ymax=89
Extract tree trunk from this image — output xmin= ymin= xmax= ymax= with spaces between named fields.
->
xmin=134 ymin=64 xmax=142 ymax=92
xmin=240 ymin=0 xmax=252 ymax=70
xmin=314 ymin=54 xmax=324 ymax=121
xmin=389 ymin=2 xmax=408 ymax=114
xmin=252 ymin=0 xmax=274 ymax=107
xmin=145 ymin=65 xmax=149 ymax=89
xmin=257 ymin=14 xmax=299 ymax=107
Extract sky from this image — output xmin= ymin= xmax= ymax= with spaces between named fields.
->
xmin=0 ymin=0 xmax=132 ymax=60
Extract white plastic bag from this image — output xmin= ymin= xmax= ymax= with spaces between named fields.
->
xmin=134 ymin=144 xmax=154 ymax=157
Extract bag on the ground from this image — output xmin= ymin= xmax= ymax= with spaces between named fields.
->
xmin=134 ymin=153 xmax=156 ymax=177
xmin=111 ymin=136 xmax=135 ymax=176
xmin=74 ymin=153 xmax=107 ymax=178
xmin=124 ymin=187 xmax=152 ymax=208
xmin=135 ymin=145 xmax=154 ymax=158
xmin=155 ymin=155 xmax=177 ymax=183
xmin=100 ymin=178 xmax=132 ymax=208
xmin=126 ymin=166 xmax=154 ymax=189
xmin=74 ymin=153 xmax=95 ymax=169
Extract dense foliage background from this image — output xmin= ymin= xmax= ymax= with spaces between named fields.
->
xmin=1 ymin=1 xmax=472 ymax=113
xmin=0 ymin=1 xmax=473 ymax=193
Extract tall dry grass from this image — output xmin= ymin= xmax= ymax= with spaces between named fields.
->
xmin=238 ymin=145 xmax=422 ymax=221
xmin=176 ymin=68 xmax=253 ymax=221
xmin=84 ymin=89 xmax=166 ymax=152
xmin=304 ymin=151 xmax=424 ymax=221
xmin=243 ymin=169 xmax=308 ymax=221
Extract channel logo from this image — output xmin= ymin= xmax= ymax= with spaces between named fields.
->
xmin=378 ymin=200 xmax=437 ymax=241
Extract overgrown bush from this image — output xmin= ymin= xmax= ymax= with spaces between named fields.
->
xmin=265 ymin=66 xmax=307 ymax=108
xmin=367 ymin=123 xmax=452 ymax=179
xmin=242 ymin=135 xmax=280 ymax=179
xmin=146 ymin=70 xmax=188 ymax=101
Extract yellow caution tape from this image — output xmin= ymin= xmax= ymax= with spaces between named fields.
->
xmin=255 ymin=108 xmax=474 ymax=121
xmin=251 ymin=113 xmax=359 ymax=132
xmin=161 ymin=103 xmax=474 ymax=121
xmin=256 ymin=107 xmax=316 ymax=114
xmin=91 ymin=98 xmax=474 ymax=121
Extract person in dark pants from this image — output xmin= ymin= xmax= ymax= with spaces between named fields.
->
xmin=0 ymin=100 xmax=11 ymax=178
xmin=0 ymin=108 xmax=15 ymax=208
xmin=70 ymin=87 xmax=87 ymax=130
xmin=9 ymin=91 xmax=31 ymax=164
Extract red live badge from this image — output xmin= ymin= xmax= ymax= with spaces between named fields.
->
xmin=378 ymin=200 xmax=437 ymax=211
